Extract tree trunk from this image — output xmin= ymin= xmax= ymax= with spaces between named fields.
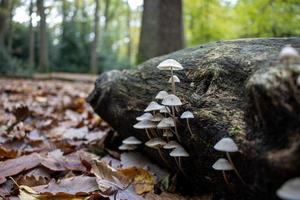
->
xmin=137 ymin=0 xmax=184 ymax=63
xmin=0 ymin=0 xmax=9 ymax=49
xmin=37 ymin=0 xmax=49 ymax=72
xmin=7 ymin=0 xmax=15 ymax=53
xmin=88 ymin=38 xmax=300 ymax=199
xmin=90 ymin=0 xmax=100 ymax=74
xmin=126 ymin=0 xmax=131 ymax=63
xmin=28 ymin=0 xmax=35 ymax=67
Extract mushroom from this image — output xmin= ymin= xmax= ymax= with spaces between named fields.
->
xmin=155 ymin=91 xmax=169 ymax=100
xmin=157 ymin=117 xmax=180 ymax=141
xmin=133 ymin=120 xmax=157 ymax=139
xmin=277 ymin=177 xmax=300 ymax=200
xmin=145 ymin=138 xmax=168 ymax=165
xmin=170 ymin=146 xmax=189 ymax=176
xmin=163 ymin=129 xmax=173 ymax=139
xmin=144 ymin=101 xmax=164 ymax=113
xmin=214 ymin=138 xmax=246 ymax=184
xmin=212 ymin=158 xmax=233 ymax=185
xmin=150 ymin=113 xmax=164 ymax=122
xmin=118 ymin=144 xmax=138 ymax=151
xmin=136 ymin=113 xmax=153 ymax=121
xmin=168 ymin=75 xmax=180 ymax=83
xmin=163 ymin=140 xmax=181 ymax=149
xmin=161 ymin=95 xmax=182 ymax=141
xmin=157 ymin=59 xmax=183 ymax=94
xmin=279 ymin=45 xmax=299 ymax=67
xmin=122 ymin=136 xmax=142 ymax=145
xmin=180 ymin=111 xmax=194 ymax=136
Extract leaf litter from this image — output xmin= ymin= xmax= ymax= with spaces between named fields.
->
xmin=0 ymin=79 xmax=210 ymax=200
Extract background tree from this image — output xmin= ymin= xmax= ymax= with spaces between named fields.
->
xmin=137 ymin=0 xmax=184 ymax=63
xmin=90 ymin=0 xmax=100 ymax=74
xmin=0 ymin=0 xmax=9 ymax=48
xmin=28 ymin=0 xmax=35 ymax=67
xmin=37 ymin=0 xmax=49 ymax=72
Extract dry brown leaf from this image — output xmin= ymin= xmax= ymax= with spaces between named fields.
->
xmin=32 ymin=176 xmax=99 ymax=196
xmin=119 ymin=167 xmax=154 ymax=195
xmin=0 ymin=153 xmax=42 ymax=184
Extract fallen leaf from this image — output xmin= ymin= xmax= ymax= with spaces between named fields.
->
xmin=0 ymin=153 xmax=42 ymax=184
xmin=119 ymin=167 xmax=154 ymax=195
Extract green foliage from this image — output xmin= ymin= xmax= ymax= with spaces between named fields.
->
xmin=184 ymin=0 xmax=300 ymax=46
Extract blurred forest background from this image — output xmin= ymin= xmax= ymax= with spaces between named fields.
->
xmin=0 ymin=0 xmax=299 ymax=75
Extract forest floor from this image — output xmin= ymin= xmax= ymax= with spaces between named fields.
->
xmin=0 ymin=78 xmax=210 ymax=200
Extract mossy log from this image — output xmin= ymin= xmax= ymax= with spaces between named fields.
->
xmin=87 ymin=38 xmax=300 ymax=199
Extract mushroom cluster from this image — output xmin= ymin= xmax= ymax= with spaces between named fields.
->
xmin=120 ymin=59 xmax=194 ymax=174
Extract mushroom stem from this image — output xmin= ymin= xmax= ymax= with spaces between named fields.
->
xmin=158 ymin=148 xmax=169 ymax=167
xmin=171 ymin=106 xmax=181 ymax=142
xmin=145 ymin=129 xmax=151 ymax=139
xmin=178 ymin=157 xmax=188 ymax=177
xmin=222 ymin=171 xmax=230 ymax=185
xmin=226 ymin=152 xmax=246 ymax=185
xmin=186 ymin=119 xmax=193 ymax=137
xmin=171 ymin=67 xmax=176 ymax=94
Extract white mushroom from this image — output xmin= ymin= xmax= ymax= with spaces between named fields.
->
xmin=277 ymin=177 xmax=300 ymax=200
xmin=170 ymin=147 xmax=189 ymax=176
xmin=163 ymin=130 xmax=174 ymax=138
xmin=145 ymin=138 xmax=168 ymax=165
xmin=163 ymin=140 xmax=181 ymax=149
xmin=214 ymin=138 xmax=245 ymax=184
xmin=279 ymin=45 xmax=299 ymax=65
xmin=162 ymin=94 xmax=182 ymax=106
xmin=122 ymin=136 xmax=142 ymax=145
xmin=150 ymin=113 xmax=164 ymax=122
xmin=118 ymin=144 xmax=137 ymax=151
xmin=159 ymin=106 xmax=171 ymax=114
xmin=157 ymin=59 xmax=183 ymax=95
xmin=144 ymin=101 xmax=164 ymax=112
xmin=168 ymin=75 xmax=180 ymax=83
xmin=133 ymin=120 xmax=157 ymax=139
xmin=157 ymin=59 xmax=183 ymax=71
xmin=180 ymin=111 xmax=194 ymax=136
xmin=212 ymin=158 xmax=233 ymax=185
xmin=157 ymin=117 xmax=175 ymax=129
xmin=155 ymin=91 xmax=169 ymax=100
xmin=136 ymin=113 xmax=153 ymax=121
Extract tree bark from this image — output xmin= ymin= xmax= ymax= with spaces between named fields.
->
xmin=0 ymin=0 xmax=9 ymax=49
xmin=137 ymin=0 xmax=184 ymax=63
xmin=37 ymin=0 xmax=49 ymax=72
xmin=29 ymin=0 xmax=35 ymax=67
xmin=7 ymin=0 xmax=15 ymax=53
xmin=90 ymin=0 xmax=100 ymax=74
xmin=88 ymin=38 xmax=300 ymax=199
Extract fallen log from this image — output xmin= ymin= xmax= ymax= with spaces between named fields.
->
xmin=88 ymin=38 xmax=300 ymax=199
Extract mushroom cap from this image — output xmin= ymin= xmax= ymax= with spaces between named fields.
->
xmin=157 ymin=117 xmax=175 ymax=129
xmin=214 ymin=137 xmax=238 ymax=152
xmin=212 ymin=158 xmax=233 ymax=171
xmin=162 ymin=94 xmax=183 ymax=106
xmin=160 ymin=106 xmax=171 ymax=113
xmin=144 ymin=101 xmax=164 ymax=112
xmin=180 ymin=111 xmax=194 ymax=119
xmin=170 ymin=147 xmax=189 ymax=157
xmin=163 ymin=130 xmax=174 ymax=138
xmin=163 ymin=140 xmax=181 ymax=149
xmin=122 ymin=136 xmax=142 ymax=145
xmin=155 ymin=91 xmax=169 ymax=100
xmin=118 ymin=144 xmax=137 ymax=151
xmin=136 ymin=113 xmax=153 ymax=121
xmin=157 ymin=59 xmax=183 ymax=71
xmin=145 ymin=138 xmax=166 ymax=148
xmin=150 ymin=113 xmax=164 ymax=122
xmin=133 ymin=120 xmax=156 ymax=129
xmin=168 ymin=75 xmax=180 ymax=83
xmin=279 ymin=45 xmax=299 ymax=60
xmin=277 ymin=177 xmax=300 ymax=200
